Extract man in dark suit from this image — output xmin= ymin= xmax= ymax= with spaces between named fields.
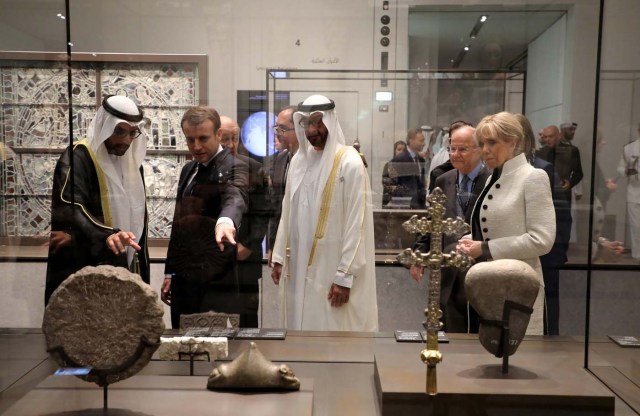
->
xmin=161 ymin=107 xmax=249 ymax=329
xmin=536 ymin=124 xmax=583 ymax=209
xmin=219 ymin=115 xmax=269 ymax=328
xmin=411 ymin=121 xmax=490 ymax=333
xmin=267 ymin=106 xmax=298 ymax=263
xmin=390 ymin=128 xmax=427 ymax=209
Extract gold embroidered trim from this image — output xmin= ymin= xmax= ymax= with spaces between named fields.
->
xmin=60 ymin=140 xmax=114 ymax=229
xmin=308 ymin=146 xmax=348 ymax=266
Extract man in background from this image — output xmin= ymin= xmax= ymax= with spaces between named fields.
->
xmin=410 ymin=121 xmax=489 ymax=332
xmin=536 ymin=124 xmax=583 ymax=210
xmin=618 ymin=123 xmax=640 ymax=262
xmin=219 ymin=115 xmax=269 ymax=327
xmin=46 ymin=95 xmax=149 ymax=304
xmin=390 ymin=128 xmax=427 ymax=209
xmin=267 ymin=105 xmax=298 ymax=264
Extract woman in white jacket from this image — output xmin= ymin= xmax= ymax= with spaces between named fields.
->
xmin=457 ymin=111 xmax=556 ymax=335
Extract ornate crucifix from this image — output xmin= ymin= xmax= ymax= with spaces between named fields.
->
xmin=396 ymin=187 xmax=474 ymax=395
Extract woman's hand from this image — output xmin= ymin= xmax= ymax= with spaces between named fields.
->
xmin=457 ymin=239 xmax=483 ymax=259
xmin=410 ymin=265 xmax=424 ymax=282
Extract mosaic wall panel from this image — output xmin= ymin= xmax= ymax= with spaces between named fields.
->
xmin=0 ymin=195 xmax=51 ymax=237
xmin=142 ymin=107 xmax=190 ymax=150
xmin=101 ymin=63 xmax=198 ymax=107
xmin=0 ymin=60 xmax=200 ymax=238
xmin=143 ymin=155 xmax=185 ymax=238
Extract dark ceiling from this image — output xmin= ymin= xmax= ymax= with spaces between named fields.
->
xmin=408 ymin=7 xmax=566 ymax=71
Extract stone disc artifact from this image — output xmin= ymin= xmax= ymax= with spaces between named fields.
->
xmin=465 ymin=259 xmax=539 ymax=357
xmin=43 ymin=265 xmax=165 ymax=386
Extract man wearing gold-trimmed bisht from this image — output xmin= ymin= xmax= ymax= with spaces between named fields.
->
xmin=271 ymin=95 xmax=378 ymax=331
xmin=45 ymin=95 xmax=150 ymax=304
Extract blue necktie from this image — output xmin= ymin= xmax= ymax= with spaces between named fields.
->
xmin=459 ymin=175 xmax=471 ymax=208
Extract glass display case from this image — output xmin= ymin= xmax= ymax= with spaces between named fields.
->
xmin=0 ymin=0 xmax=639 ymax=414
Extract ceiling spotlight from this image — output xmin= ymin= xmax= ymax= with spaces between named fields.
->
xmin=452 ymin=47 xmax=468 ymax=69
xmin=469 ymin=14 xmax=488 ymax=39
xmin=57 ymin=13 xmax=66 ymax=19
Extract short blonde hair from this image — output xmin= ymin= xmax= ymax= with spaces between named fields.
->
xmin=475 ymin=111 xmax=524 ymax=155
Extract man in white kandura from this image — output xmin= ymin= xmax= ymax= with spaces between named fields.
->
xmin=270 ymin=95 xmax=378 ymax=331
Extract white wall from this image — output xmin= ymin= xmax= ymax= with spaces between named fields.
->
xmin=526 ymin=15 xmax=566 ymax=132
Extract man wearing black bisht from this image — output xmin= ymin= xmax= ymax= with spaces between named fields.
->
xmin=45 ymin=95 xmax=150 ymax=304
xmin=161 ymin=107 xmax=248 ymax=329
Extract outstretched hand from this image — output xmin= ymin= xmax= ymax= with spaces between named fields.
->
xmin=215 ymin=222 xmax=236 ymax=251
xmin=106 ymin=230 xmax=141 ymax=254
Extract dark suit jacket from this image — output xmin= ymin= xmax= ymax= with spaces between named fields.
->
xmin=165 ymin=147 xmax=249 ymax=283
xmin=267 ymin=149 xmax=290 ymax=250
xmin=390 ymin=149 xmax=427 ymax=209
xmin=428 ymin=160 xmax=454 ymax=193
xmin=235 ymin=153 xmax=269 ymax=265
xmin=533 ymin=156 xmax=571 ymax=267
xmin=415 ymin=165 xmax=491 ymax=252
xmin=535 ymin=142 xmax=583 ymax=204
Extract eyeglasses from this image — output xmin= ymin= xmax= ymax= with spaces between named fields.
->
xmin=272 ymin=125 xmax=295 ymax=135
xmin=113 ymin=126 xmax=142 ymax=139
xmin=448 ymin=146 xmax=477 ymax=154
xmin=298 ymin=117 xmax=324 ymax=129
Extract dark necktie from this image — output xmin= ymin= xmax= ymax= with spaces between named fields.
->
xmin=459 ymin=174 xmax=471 ymax=209
xmin=183 ymin=163 xmax=208 ymax=196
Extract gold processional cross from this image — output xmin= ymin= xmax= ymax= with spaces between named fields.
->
xmin=396 ymin=187 xmax=474 ymax=396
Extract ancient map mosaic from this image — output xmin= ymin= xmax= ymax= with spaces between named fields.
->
xmin=0 ymin=60 xmax=199 ymax=238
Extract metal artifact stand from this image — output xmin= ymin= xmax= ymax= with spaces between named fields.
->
xmin=479 ymin=300 xmax=533 ymax=374
xmin=48 ymin=335 xmax=159 ymax=410
xmin=178 ymin=339 xmax=210 ymax=376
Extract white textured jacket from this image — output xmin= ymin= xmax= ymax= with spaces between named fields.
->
xmin=471 ymin=152 xmax=556 ymax=335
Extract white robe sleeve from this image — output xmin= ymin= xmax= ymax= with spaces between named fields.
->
xmin=336 ymin=150 xmax=370 ymax=277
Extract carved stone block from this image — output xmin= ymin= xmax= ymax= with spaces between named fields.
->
xmin=180 ymin=311 xmax=240 ymax=330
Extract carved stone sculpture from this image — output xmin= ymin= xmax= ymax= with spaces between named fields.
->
xmin=465 ymin=259 xmax=540 ymax=357
xmin=180 ymin=311 xmax=240 ymax=330
xmin=207 ymin=342 xmax=300 ymax=390
xmin=158 ymin=336 xmax=228 ymax=361
xmin=43 ymin=265 xmax=165 ymax=386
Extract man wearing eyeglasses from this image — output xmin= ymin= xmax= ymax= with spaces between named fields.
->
xmin=218 ymin=115 xmax=269 ymax=328
xmin=270 ymin=95 xmax=378 ymax=331
xmin=410 ymin=121 xmax=490 ymax=333
xmin=267 ymin=106 xmax=298 ymax=264
xmin=45 ymin=94 xmax=150 ymax=304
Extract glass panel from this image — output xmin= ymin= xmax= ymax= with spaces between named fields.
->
xmin=589 ymin=0 xmax=640 ymax=411
xmin=7 ymin=0 xmax=640 ymax=414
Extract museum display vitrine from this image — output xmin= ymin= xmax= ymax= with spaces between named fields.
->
xmin=0 ymin=0 xmax=639 ymax=414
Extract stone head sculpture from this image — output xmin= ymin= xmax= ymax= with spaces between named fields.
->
xmin=465 ymin=259 xmax=540 ymax=357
